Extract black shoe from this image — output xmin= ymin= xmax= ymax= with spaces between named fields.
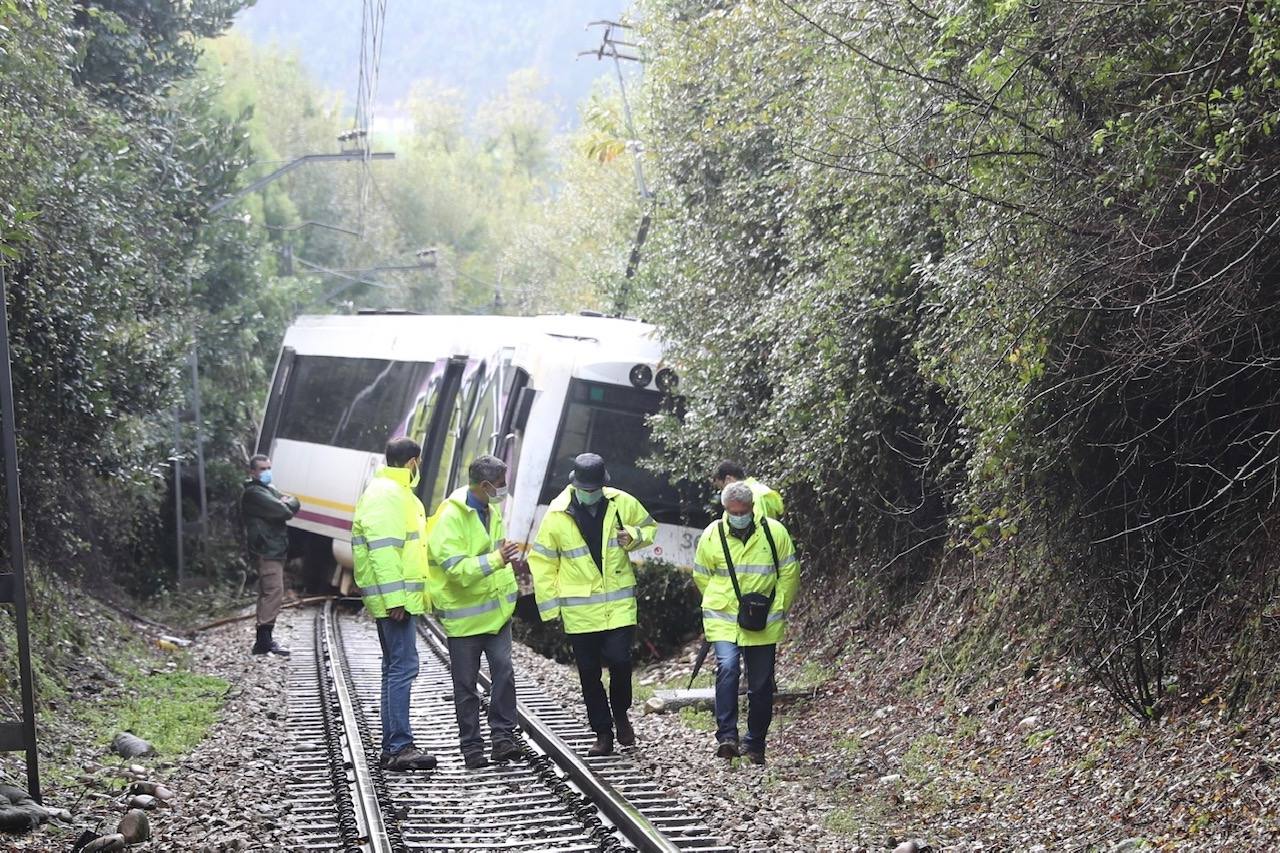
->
xmin=464 ymin=751 xmax=489 ymax=769
xmin=252 ymin=624 xmax=290 ymax=656
xmin=744 ymin=750 xmax=765 ymax=765
xmin=490 ymin=739 xmax=522 ymax=762
xmin=716 ymin=740 xmax=740 ymax=760
xmin=587 ymin=733 xmax=614 ymax=757
xmin=385 ymin=746 xmax=437 ymax=771
xmin=251 ymin=623 xmax=271 ymax=655
xmin=615 ymin=716 xmax=636 ymax=747
xmin=379 ymin=752 xmax=392 ymax=769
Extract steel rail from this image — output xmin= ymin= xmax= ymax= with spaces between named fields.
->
xmin=417 ymin=616 xmax=684 ymax=853
xmin=323 ymin=601 xmax=394 ymax=852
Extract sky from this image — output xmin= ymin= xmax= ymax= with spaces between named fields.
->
xmin=232 ymin=0 xmax=635 ymax=128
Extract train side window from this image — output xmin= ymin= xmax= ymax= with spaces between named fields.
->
xmin=428 ymin=361 xmax=482 ymax=506
xmin=444 ymin=362 xmax=485 ymax=494
xmin=404 ymin=363 xmax=446 ymax=446
xmin=497 ymin=368 xmax=530 ymax=488
xmin=277 ymin=356 xmax=420 ymax=453
xmin=457 ymin=367 xmax=498 ymax=481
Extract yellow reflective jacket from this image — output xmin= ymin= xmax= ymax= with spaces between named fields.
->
xmin=352 ymin=466 xmax=429 ymax=618
xmin=425 ymin=487 xmax=518 ymax=637
xmin=529 ymin=486 xmax=657 ymax=634
xmin=693 ymin=515 xmax=800 ymax=646
xmin=745 ymin=477 xmax=784 ymax=520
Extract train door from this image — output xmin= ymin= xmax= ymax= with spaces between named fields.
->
xmin=256 ymin=346 xmax=296 ymax=455
xmin=418 ymin=356 xmax=467 ymax=511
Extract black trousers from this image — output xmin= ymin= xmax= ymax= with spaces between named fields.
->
xmin=569 ymin=625 xmax=635 ymax=735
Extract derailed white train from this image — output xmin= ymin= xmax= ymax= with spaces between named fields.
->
xmin=255 ymin=312 xmax=709 ymax=590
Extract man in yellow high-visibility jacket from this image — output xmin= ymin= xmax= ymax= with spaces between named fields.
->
xmin=352 ymin=436 xmax=436 ymax=772
xmin=711 ymin=459 xmax=784 ymax=519
xmin=426 ymin=455 xmax=522 ymax=770
xmin=529 ymin=453 xmax=657 ymax=756
xmin=693 ymin=480 xmax=800 ymax=766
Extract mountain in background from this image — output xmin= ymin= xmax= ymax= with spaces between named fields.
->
xmin=232 ymin=0 xmax=633 ymax=127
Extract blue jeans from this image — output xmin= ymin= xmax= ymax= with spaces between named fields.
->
xmin=447 ymin=622 xmax=517 ymax=756
xmin=712 ymin=641 xmax=776 ymax=753
xmin=376 ymin=616 xmax=420 ymax=755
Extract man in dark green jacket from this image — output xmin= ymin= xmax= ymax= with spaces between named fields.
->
xmin=240 ymin=454 xmax=298 ymax=656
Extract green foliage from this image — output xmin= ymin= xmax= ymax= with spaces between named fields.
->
xmin=629 ymin=0 xmax=1280 ymax=716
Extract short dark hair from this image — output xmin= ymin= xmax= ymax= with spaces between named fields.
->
xmin=714 ymin=459 xmax=746 ymax=481
xmin=385 ymin=436 xmax=422 ymax=468
xmin=249 ymin=454 xmax=270 ymax=471
xmin=468 ymin=455 xmax=507 ymax=485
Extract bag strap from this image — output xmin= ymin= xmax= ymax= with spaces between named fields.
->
xmin=759 ymin=517 xmax=781 ymax=573
xmin=716 ymin=523 xmax=745 ymax=603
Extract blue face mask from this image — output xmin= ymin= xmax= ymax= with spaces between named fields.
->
xmin=727 ymin=512 xmax=753 ymax=530
xmin=575 ymin=487 xmax=603 ymax=506
xmin=258 ymin=470 xmax=273 ymax=486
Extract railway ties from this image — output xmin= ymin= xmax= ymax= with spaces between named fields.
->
xmin=286 ymin=602 xmax=733 ymax=852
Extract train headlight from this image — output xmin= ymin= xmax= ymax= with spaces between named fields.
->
xmin=629 ymin=364 xmax=654 ymax=388
xmin=655 ymin=368 xmax=679 ymax=393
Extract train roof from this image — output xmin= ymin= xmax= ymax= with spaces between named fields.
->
xmin=280 ymin=313 xmax=665 ymax=365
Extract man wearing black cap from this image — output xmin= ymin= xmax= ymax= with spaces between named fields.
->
xmin=528 ymin=452 xmax=658 ymax=755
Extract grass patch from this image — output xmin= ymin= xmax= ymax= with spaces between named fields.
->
xmin=79 ymin=667 xmax=230 ymax=757
xmin=678 ymin=706 xmax=717 ymax=731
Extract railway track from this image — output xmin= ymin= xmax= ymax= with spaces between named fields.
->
xmin=286 ymin=601 xmax=734 ymax=852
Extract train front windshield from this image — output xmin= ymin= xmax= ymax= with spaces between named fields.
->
xmin=540 ymin=379 xmax=709 ymax=527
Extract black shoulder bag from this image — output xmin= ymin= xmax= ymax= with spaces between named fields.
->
xmin=717 ymin=519 xmax=781 ymax=632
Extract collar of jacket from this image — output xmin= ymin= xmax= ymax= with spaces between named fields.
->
xmin=375 ymin=466 xmax=413 ymax=488
xmin=444 ymin=486 xmax=504 ymax=521
xmin=548 ymin=484 xmax=623 ymax=515
xmin=721 ymin=513 xmax=761 ymax=542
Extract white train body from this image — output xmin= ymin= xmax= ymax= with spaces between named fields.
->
xmin=256 ymin=313 xmax=706 ymax=577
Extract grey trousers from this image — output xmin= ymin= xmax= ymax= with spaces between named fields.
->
xmin=446 ymin=621 xmax=517 ymax=755
xmin=256 ymin=558 xmax=285 ymax=626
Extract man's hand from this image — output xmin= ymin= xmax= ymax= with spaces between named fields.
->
xmin=500 ymin=541 xmax=522 ymax=565
xmin=387 ymin=606 xmax=407 ymax=622
xmin=616 ymin=529 xmax=633 ymax=548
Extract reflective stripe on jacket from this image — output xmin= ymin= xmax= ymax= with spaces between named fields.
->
xmin=528 ymin=485 xmax=657 ymax=634
xmin=426 ymin=487 xmax=518 ymax=637
xmin=352 ymin=466 xmax=429 ymax=618
xmin=745 ymin=477 xmax=784 ymax=520
xmin=692 ymin=515 xmax=800 ymax=646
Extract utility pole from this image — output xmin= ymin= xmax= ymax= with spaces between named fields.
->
xmin=0 ymin=266 xmax=41 ymax=801
xmin=580 ymin=21 xmax=650 ymax=200
xmin=580 ymin=21 xmax=653 ymax=316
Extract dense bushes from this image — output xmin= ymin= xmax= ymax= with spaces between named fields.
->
xmin=633 ymin=0 xmax=1280 ymax=716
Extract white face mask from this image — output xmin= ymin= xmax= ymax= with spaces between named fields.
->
xmin=727 ymin=512 xmax=753 ymax=530
xmin=487 ymin=484 xmax=508 ymax=504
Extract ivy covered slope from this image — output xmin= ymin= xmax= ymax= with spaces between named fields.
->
xmin=633 ymin=1 xmax=1280 ymax=717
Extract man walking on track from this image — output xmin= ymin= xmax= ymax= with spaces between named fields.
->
xmin=529 ymin=452 xmax=657 ymax=756
xmin=240 ymin=453 xmax=298 ymax=657
xmin=693 ymin=480 xmax=801 ymax=766
xmin=426 ymin=454 xmax=522 ymax=769
xmin=352 ymin=436 xmax=437 ymax=772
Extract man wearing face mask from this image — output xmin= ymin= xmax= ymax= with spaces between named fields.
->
xmin=426 ymin=454 xmax=522 ymax=769
xmin=529 ymin=452 xmax=657 ymax=756
xmin=710 ymin=460 xmax=784 ymax=520
xmin=693 ymin=481 xmax=800 ymax=766
xmin=352 ymin=436 xmax=437 ymax=772
xmin=240 ymin=454 xmax=299 ymax=657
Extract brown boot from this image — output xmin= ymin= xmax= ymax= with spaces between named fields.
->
xmin=615 ymin=715 xmax=635 ymax=747
xmin=587 ymin=732 xmax=614 ymax=757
